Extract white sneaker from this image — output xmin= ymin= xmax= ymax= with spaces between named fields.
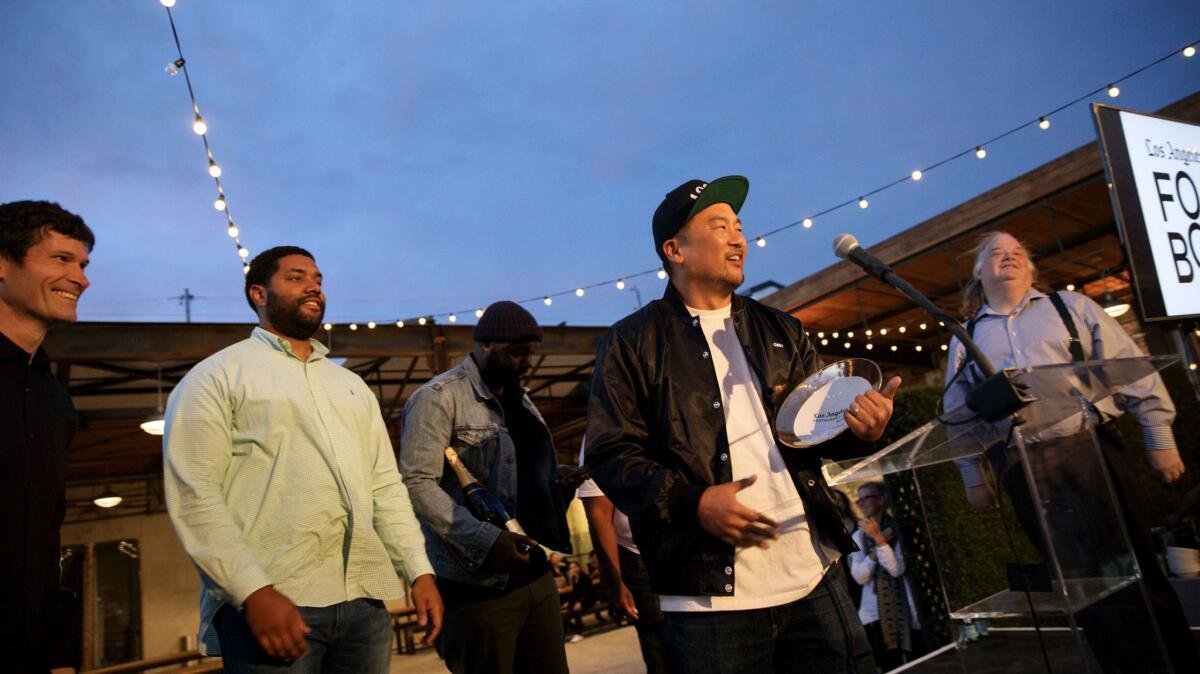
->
xmin=568 ymin=634 xmax=584 ymax=643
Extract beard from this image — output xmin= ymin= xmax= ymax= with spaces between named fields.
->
xmin=265 ymin=291 xmax=324 ymax=340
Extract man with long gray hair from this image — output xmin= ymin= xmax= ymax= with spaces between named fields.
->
xmin=945 ymin=231 xmax=1196 ymax=672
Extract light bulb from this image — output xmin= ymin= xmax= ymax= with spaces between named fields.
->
xmin=418 ymin=317 xmax=427 ymax=326
xmin=367 ymin=321 xmax=376 ymax=329
xmin=915 ymin=345 xmax=923 ymax=352
xmin=865 ymin=329 xmax=873 ymax=337
xmin=475 ymin=308 xmax=484 ymax=318
xmin=941 ymin=344 xmax=948 ymax=351
xmin=208 ymin=161 xmax=221 ymax=178
xmin=165 ymin=61 xmax=180 ymax=77
xmin=890 ymin=345 xmax=898 ymax=352
xmin=544 ymin=296 xmax=552 ymax=306
xmin=396 ymin=320 xmax=405 ymax=328
xmin=1065 ymin=283 xmax=1076 ymax=291
xmin=756 ymin=237 xmax=766 ymax=248
xmin=1185 ymin=45 xmax=1197 ymax=58
xmin=866 ymin=343 xmax=874 ymax=350
xmin=242 ymin=264 xmax=250 ymax=275
xmin=1038 ymin=117 xmax=1050 ymax=131
xmin=858 ymin=197 xmax=869 ymax=209
xmin=349 ymin=323 xmax=359 ymax=331
xmin=847 ymin=331 xmax=854 ymax=338
xmin=227 ymin=225 xmax=238 ymax=238
xmin=238 ymin=247 xmax=249 ymax=259
xmin=919 ymin=323 xmax=927 ymax=330
xmin=323 ymin=323 xmax=332 ymax=331
xmin=802 ymin=218 xmax=813 ymax=229
xmin=192 ymin=114 xmax=207 ymax=135
xmin=160 ymin=0 xmax=176 ymax=7
xmin=657 ymin=268 xmax=667 ymax=280
xmin=214 ymin=196 xmax=226 ymax=211
xmin=843 ymin=342 xmax=851 ymax=349
xmin=911 ymin=170 xmax=923 ymax=181
xmin=898 ymin=326 xmax=907 ymax=333
xmin=820 ymin=339 xmax=829 ymax=346
xmin=448 ymin=314 xmax=457 ymax=322
xmin=93 ymin=491 xmax=123 ymax=508
xmin=880 ymin=328 xmax=888 ymax=335
xmin=817 ymin=332 xmax=824 ymax=338
xmin=975 ymin=146 xmax=986 ymax=159
xmin=1107 ymin=84 xmax=1120 ymax=98
xmin=576 ymin=288 xmax=585 ymax=297
xmin=832 ymin=332 xmax=839 ymax=338
xmin=616 ymin=279 xmax=625 ymax=290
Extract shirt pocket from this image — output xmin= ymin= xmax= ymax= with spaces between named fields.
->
xmin=450 ymin=425 xmax=499 ymax=483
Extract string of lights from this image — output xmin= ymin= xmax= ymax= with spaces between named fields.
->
xmin=155 ymin=3 xmax=1195 ymax=334
xmin=159 ymin=0 xmax=250 ymax=272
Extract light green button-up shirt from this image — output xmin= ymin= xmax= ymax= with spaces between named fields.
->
xmin=163 ymin=327 xmax=432 ymax=654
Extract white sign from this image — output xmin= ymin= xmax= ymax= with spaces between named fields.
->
xmin=1096 ymin=105 xmax=1200 ymax=320
xmin=790 ymin=376 xmax=872 ymax=444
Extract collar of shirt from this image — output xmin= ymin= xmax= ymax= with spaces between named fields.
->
xmin=249 ymin=326 xmax=330 ymax=362
xmin=978 ymin=287 xmax=1047 ymax=319
xmin=0 ymin=329 xmax=50 ymax=368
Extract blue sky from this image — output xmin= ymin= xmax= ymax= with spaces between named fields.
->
xmin=2 ymin=1 xmax=1198 ymax=327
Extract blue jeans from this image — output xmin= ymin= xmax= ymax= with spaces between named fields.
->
xmin=663 ymin=566 xmax=877 ymax=674
xmin=213 ymin=598 xmax=393 ymax=674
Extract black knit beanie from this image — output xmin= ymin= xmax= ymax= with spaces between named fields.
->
xmin=473 ymin=301 xmax=544 ymax=343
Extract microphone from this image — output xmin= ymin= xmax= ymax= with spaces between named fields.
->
xmin=829 ymin=234 xmax=1024 ymax=420
xmin=833 ymin=234 xmax=892 ymax=280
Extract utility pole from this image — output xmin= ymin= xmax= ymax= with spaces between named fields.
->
xmin=172 ymin=288 xmax=198 ymax=323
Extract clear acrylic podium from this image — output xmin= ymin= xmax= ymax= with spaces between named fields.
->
xmin=823 ymin=356 xmax=1178 ymax=673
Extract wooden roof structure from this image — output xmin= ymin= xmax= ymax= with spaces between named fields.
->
xmin=764 ymin=92 xmax=1200 ymax=365
xmin=49 ymin=322 xmax=603 ymax=521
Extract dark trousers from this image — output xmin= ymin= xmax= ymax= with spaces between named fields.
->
xmin=619 ymin=545 xmax=672 ymax=674
xmin=435 ymin=571 xmax=569 ymax=674
xmin=862 ymin=622 xmax=923 ymax=672
xmin=662 ymin=565 xmax=877 ymax=674
xmin=994 ymin=428 xmax=1199 ymax=673
xmin=213 ymin=598 xmax=392 ymax=674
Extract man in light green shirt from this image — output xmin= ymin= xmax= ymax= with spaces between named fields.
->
xmin=164 ymin=245 xmax=441 ymax=671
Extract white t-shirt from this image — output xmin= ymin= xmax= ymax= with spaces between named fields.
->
xmin=658 ymin=304 xmax=829 ymax=612
xmin=577 ymin=462 xmax=639 ymax=554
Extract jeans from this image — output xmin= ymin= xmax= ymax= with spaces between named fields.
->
xmin=663 ymin=566 xmax=877 ymax=674
xmin=213 ymin=598 xmax=392 ymax=674
xmin=619 ymin=546 xmax=672 ymax=674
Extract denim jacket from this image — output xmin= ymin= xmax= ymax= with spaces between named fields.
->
xmin=398 ymin=355 xmax=571 ymax=588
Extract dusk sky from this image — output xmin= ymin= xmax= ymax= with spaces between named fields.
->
xmin=2 ymin=1 xmax=1198 ymax=327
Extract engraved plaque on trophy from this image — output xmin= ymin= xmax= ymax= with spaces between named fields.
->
xmin=775 ymin=358 xmax=882 ymax=448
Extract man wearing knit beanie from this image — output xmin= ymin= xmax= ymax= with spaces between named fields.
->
xmin=399 ymin=301 xmax=573 ymax=674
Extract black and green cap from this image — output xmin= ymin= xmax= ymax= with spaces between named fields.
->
xmin=652 ymin=176 xmax=749 ymax=263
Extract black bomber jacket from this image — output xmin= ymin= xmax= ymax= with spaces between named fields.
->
xmin=584 ymin=283 xmax=874 ymax=597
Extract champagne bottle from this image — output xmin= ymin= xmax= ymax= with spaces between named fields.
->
xmin=444 ymin=446 xmax=528 ymax=536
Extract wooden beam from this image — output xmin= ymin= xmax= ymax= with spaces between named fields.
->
xmin=43 ymin=323 xmax=608 ymax=362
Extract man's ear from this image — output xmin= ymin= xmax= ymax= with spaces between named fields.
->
xmin=662 ymin=238 xmax=685 ymax=267
xmin=248 ymin=284 xmax=268 ymax=308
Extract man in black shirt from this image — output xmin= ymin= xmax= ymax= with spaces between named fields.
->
xmin=0 ymin=200 xmax=95 ymax=674
xmin=399 ymin=301 xmax=574 ymax=674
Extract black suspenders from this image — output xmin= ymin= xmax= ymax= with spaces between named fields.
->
xmin=960 ymin=291 xmax=1086 ymax=383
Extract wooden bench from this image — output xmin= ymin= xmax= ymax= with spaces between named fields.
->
xmin=390 ymin=605 xmax=425 ymax=655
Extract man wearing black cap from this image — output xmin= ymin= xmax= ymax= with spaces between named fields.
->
xmin=400 ymin=301 xmax=573 ymax=674
xmin=586 ymin=177 xmax=901 ymax=673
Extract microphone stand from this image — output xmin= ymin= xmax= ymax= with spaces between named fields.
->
xmin=849 ymin=254 xmax=1028 ymax=421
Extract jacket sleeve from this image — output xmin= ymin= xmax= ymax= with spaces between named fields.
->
xmin=585 ymin=328 xmax=705 ymax=529
xmin=398 ymin=385 xmax=500 ymax=565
